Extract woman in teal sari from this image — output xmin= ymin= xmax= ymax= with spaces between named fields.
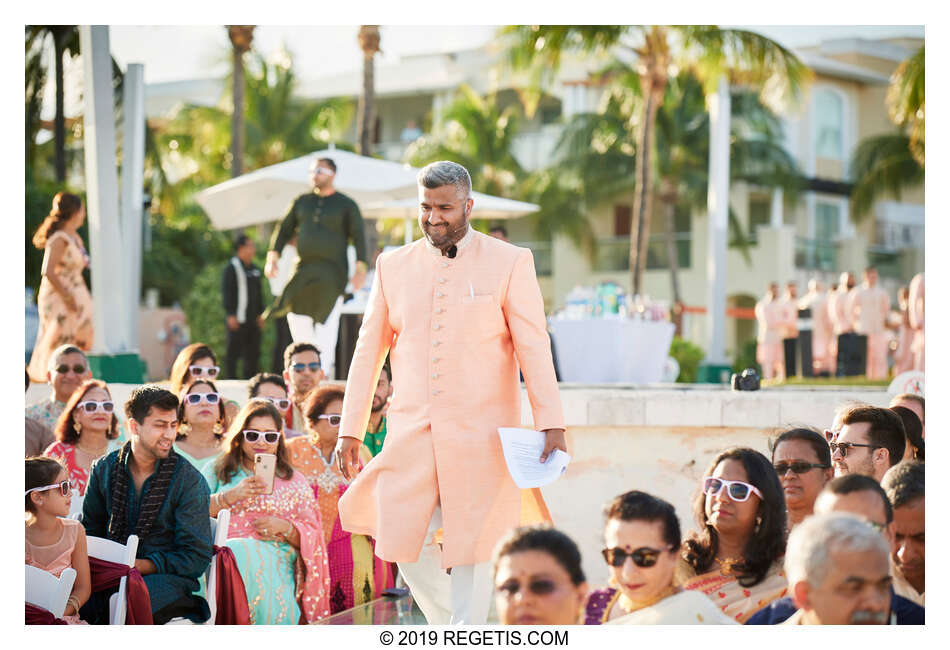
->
xmin=204 ymin=399 xmax=331 ymax=623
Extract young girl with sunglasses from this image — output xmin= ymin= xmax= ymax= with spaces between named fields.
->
xmin=174 ymin=379 xmax=227 ymax=476
xmin=585 ymin=491 xmax=734 ymax=625
xmin=680 ymin=447 xmax=789 ymax=623
xmin=25 ymin=457 xmax=91 ymax=624
xmin=203 ymin=400 xmax=331 ymax=624
xmin=287 ymin=386 xmax=393 ymax=614
xmin=44 ymin=379 xmax=122 ymax=496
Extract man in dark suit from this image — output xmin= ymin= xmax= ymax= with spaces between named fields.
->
xmin=222 ymin=234 xmax=264 ymax=379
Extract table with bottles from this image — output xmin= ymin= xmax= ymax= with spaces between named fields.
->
xmin=548 ymin=284 xmax=675 ymax=384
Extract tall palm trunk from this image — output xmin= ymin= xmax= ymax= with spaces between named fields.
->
xmin=228 ymin=25 xmax=255 ymax=178
xmin=357 ymin=26 xmax=380 ymax=156
xmin=629 ymin=28 xmax=670 ymax=296
xmin=53 ymin=31 xmax=66 ymax=182
xmin=661 ymin=181 xmax=683 ymax=335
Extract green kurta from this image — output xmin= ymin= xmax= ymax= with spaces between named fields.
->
xmin=264 ymin=191 xmax=368 ymax=322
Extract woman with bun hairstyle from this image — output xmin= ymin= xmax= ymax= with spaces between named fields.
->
xmin=28 ymin=192 xmax=93 ymax=382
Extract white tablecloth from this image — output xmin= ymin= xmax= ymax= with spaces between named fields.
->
xmin=549 ymin=318 xmax=676 ymax=383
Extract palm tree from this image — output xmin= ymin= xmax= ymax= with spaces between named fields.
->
xmin=227 ymin=25 xmax=255 ymax=177
xmin=849 ymin=47 xmax=924 ymax=218
xmin=356 ymin=26 xmax=380 ymax=156
xmin=550 ymin=72 xmax=803 ymax=322
xmin=26 ymin=26 xmax=80 ymax=182
xmin=504 ymin=25 xmax=808 ymax=295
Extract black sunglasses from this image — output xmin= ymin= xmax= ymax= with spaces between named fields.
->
xmin=829 ymin=441 xmax=880 ymax=458
xmin=496 ymin=578 xmax=558 ymax=597
xmin=291 ymin=362 xmax=321 ymax=373
xmin=602 ymin=546 xmax=671 ymax=568
xmin=55 ymin=364 xmax=87 ymax=375
xmin=774 ymin=461 xmax=830 ymax=475
xmin=243 ymin=430 xmax=281 ymax=444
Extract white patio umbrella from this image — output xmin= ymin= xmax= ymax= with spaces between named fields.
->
xmin=361 ymin=191 xmax=540 ymax=244
xmin=195 ymin=148 xmax=420 ymax=230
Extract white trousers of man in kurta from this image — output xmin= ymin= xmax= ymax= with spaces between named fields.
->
xmin=396 ymin=505 xmax=494 ymax=624
xmin=286 ymin=295 xmax=344 ymax=376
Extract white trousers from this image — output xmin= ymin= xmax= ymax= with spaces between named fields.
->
xmin=286 ymin=296 xmax=343 ymax=377
xmin=396 ymin=506 xmax=494 ymax=625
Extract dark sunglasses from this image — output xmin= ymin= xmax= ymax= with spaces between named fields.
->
xmin=185 ymin=392 xmax=220 ymax=405
xmin=602 ymin=546 xmax=671 ymax=568
xmin=242 ymin=429 xmax=281 ymax=444
xmin=55 ymin=364 xmax=87 ymax=375
xmin=291 ymin=362 xmax=321 ymax=373
xmin=774 ymin=461 xmax=830 ymax=475
xmin=829 ymin=441 xmax=880 ymax=458
xmin=496 ymin=578 xmax=558 ymax=597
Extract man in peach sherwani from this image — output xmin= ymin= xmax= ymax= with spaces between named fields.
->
xmin=829 ymin=272 xmax=857 ymax=374
xmin=335 ymin=161 xmax=565 ymax=624
xmin=801 ymin=279 xmax=832 ymax=374
xmin=851 ymin=268 xmax=891 ymax=379
xmin=755 ymin=283 xmax=785 ymax=380
xmin=908 ymin=272 xmax=924 ymax=371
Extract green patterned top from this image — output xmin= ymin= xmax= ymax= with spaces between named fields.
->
xmin=363 ymin=416 xmax=387 ymax=457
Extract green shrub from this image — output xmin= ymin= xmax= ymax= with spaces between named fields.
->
xmin=733 ymin=338 xmax=761 ymax=376
xmin=669 ymin=336 xmax=704 ymax=383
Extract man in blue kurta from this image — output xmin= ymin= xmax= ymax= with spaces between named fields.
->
xmin=82 ymin=385 xmax=212 ymax=624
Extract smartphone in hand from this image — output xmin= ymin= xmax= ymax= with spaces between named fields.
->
xmin=255 ymin=453 xmax=277 ymax=495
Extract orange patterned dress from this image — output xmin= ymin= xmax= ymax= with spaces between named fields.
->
xmin=28 ymin=231 xmax=93 ymax=382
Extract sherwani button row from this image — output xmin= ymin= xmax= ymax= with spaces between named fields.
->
xmin=439 ymin=278 xmax=447 ymax=284
xmin=433 ymin=341 xmax=440 ymax=347
xmin=432 ymin=389 xmax=439 ymax=396
xmin=434 ymin=324 xmax=442 ymax=331
xmin=432 ymin=373 xmax=439 ymax=379
xmin=436 ymin=291 xmax=444 ymax=298
xmin=441 ymin=262 xmax=449 ymax=268
xmin=436 ymin=308 xmax=444 ymax=314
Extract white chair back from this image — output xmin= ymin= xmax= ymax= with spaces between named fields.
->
xmin=203 ymin=509 xmax=230 ymax=625
xmin=25 ymin=565 xmax=77 ymax=619
xmin=86 ymin=534 xmax=138 ymax=625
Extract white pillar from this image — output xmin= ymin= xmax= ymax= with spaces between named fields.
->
xmin=704 ymin=75 xmax=731 ymax=366
xmin=80 ymin=25 xmax=126 ymax=353
xmin=121 ymin=63 xmax=145 ymax=351
xmin=770 ymin=188 xmax=784 ymax=228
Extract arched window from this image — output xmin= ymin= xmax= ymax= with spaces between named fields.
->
xmin=814 ymin=89 xmax=844 ymax=160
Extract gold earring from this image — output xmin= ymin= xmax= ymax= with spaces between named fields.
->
xmin=213 ymin=421 xmax=224 ymax=435
xmin=74 ymin=420 xmax=82 ymax=434
xmin=178 ymin=421 xmax=191 ymax=436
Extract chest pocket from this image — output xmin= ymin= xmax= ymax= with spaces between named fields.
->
xmin=459 ymin=295 xmax=505 ymax=338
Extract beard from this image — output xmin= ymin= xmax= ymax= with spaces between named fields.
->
xmin=371 ymin=397 xmax=385 ymax=413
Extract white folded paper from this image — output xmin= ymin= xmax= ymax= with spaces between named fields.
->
xmin=497 ymin=427 xmax=571 ymax=489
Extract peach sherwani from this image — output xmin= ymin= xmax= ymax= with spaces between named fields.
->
xmin=337 ymin=229 xmax=564 ymax=568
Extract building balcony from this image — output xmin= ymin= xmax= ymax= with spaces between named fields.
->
xmin=794 ymin=237 xmax=839 ymax=272
xmin=592 ymin=235 xmax=692 ymax=273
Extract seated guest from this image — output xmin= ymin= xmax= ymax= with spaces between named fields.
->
xmin=81 ymin=386 xmax=212 ymax=624
xmin=287 ymin=386 xmax=392 ymax=614
xmin=26 ymin=457 xmax=91 ymax=624
xmin=26 ymin=368 xmax=54 ymax=456
xmin=247 ymin=372 xmax=291 ymax=412
xmin=204 ymin=399 xmax=331 ymax=623
xmin=747 ymin=474 xmax=924 ymax=624
xmin=889 ymin=393 xmax=924 ymax=439
xmin=770 ymin=427 xmax=833 ymax=529
xmin=679 ymin=447 xmax=788 ymax=623
xmin=881 ymin=461 xmax=924 ymax=606
xmin=363 ymin=362 xmax=393 ymax=457
xmin=584 ymin=491 xmax=734 ymax=625
xmin=26 ymin=344 xmax=91 ymax=430
xmin=44 ymin=379 xmax=122 ymax=496
xmin=782 ymin=513 xmax=892 ymax=624
xmin=493 ymin=525 xmax=588 ymax=625
xmin=281 ymin=342 xmax=325 ymax=438
xmin=830 ymin=405 xmax=905 ymax=482
xmin=174 ymin=379 xmax=226 ymax=475
xmin=169 ymin=343 xmax=239 ymax=423
xmin=890 ymin=406 xmax=924 ymax=461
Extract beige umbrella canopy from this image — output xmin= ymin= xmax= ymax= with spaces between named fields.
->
xmin=195 ymin=148 xmax=419 ymax=230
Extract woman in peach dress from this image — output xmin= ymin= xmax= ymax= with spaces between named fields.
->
xmin=28 ymin=192 xmax=93 ymax=382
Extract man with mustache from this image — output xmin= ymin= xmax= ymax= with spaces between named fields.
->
xmin=831 ymin=405 xmax=905 ymax=482
xmin=882 ymin=461 xmax=925 ymax=606
xmin=783 ymin=512 xmax=892 ymax=625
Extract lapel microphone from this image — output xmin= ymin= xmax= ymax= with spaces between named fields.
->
xmin=446 ymin=245 xmax=457 ymax=259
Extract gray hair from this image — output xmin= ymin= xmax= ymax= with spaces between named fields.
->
xmin=48 ymin=344 xmax=87 ymax=372
xmin=881 ymin=460 xmax=924 ymax=509
xmin=785 ymin=512 xmax=889 ymax=587
xmin=417 ymin=160 xmax=472 ymax=200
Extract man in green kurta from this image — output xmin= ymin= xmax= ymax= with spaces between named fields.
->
xmin=263 ymin=157 xmax=368 ymax=323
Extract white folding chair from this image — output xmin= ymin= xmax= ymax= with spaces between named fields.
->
xmin=86 ymin=534 xmax=138 ymax=625
xmin=25 ymin=565 xmax=77 ymax=619
xmin=166 ymin=509 xmax=230 ymax=625
xmin=67 ymin=489 xmax=83 ymax=519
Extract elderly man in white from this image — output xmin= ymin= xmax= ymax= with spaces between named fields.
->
xmin=783 ymin=512 xmax=893 ymax=625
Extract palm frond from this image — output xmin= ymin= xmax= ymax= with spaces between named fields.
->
xmin=848 ymin=132 xmax=924 ymax=219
